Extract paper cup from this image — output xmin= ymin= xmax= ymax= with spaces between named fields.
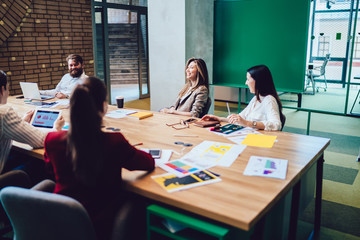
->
xmin=116 ymin=96 xmax=124 ymax=108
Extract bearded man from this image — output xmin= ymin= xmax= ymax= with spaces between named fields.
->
xmin=40 ymin=54 xmax=88 ymax=99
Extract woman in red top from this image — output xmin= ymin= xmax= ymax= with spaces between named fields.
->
xmin=44 ymin=76 xmax=154 ymax=240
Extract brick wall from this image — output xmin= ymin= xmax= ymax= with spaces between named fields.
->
xmin=0 ymin=0 xmax=94 ymax=95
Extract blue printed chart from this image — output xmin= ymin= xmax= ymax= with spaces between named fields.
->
xmin=243 ymin=156 xmax=288 ymax=179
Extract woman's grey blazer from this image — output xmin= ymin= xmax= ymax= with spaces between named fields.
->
xmin=171 ymin=85 xmax=209 ymax=118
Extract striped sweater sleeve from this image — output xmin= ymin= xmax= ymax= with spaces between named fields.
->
xmin=1 ymin=107 xmax=46 ymax=148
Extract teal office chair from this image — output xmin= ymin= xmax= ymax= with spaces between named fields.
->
xmin=0 ymin=170 xmax=31 ymax=238
xmin=0 ymin=186 xmax=97 ymax=240
xmin=305 ymin=53 xmax=330 ymax=94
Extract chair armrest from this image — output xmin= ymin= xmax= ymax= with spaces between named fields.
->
xmin=31 ymin=179 xmax=55 ymax=192
xmin=0 ymin=170 xmax=31 ymax=189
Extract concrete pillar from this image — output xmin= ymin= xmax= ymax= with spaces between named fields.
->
xmin=148 ymin=0 xmax=214 ymax=112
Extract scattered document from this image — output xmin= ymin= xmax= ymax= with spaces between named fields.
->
xmin=52 ymin=99 xmax=69 ymax=106
xmin=227 ymin=135 xmax=248 ymax=145
xmin=158 ymin=158 xmax=215 ymax=178
xmin=181 ymin=141 xmax=246 ymax=167
xmin=152 ymin=170 xmax=221 ymax=192
xmin=241 ymin=134 xmax=277 ymax=148
xmin=211 ymin=126 xmax=259 ymax=137
xmin=244 ymin=156 xmax=288 ymax=179
xmin=106 ymin=109 xmax=138 ymax=119
xmin=12 ymin=141 xmax=33 ymax=150
xmin=227 ymin=130 xmax=263 ymax=145
xmin=45 ymin=99 xmax=69 ymax=109
xmin=210 ymin=124 xmax=244 ymax=135
xmin=141 ymin=149 xmax=173 ymax=166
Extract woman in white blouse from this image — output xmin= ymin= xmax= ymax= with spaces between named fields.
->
xmin=0 ymin=70 xmax=63 ymax=174
xmin=201 ymin=65 xmax=285 ymax=131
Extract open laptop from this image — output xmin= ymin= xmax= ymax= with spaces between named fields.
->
xmin=30 ymin=109 xmax=61 ymax=132
xmin=19 ymin=82 xmax=54 ymax=100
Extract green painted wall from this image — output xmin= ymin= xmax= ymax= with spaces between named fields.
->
xmin=214 ymin=0 xmax=311 ymax=93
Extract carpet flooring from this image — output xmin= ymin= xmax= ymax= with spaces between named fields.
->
xmin=323 ymin=164 xmax=358 ymax=185
xmin=299 ymin=199 xmax=360 ymax=237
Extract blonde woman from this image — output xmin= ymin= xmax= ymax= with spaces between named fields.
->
xmin=160 ymin=58 xmax=209 ymax=118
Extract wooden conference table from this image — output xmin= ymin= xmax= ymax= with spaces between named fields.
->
xmin=9 ymin=96 xmax=330 ymax=240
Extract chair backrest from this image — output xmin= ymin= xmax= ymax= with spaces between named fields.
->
xmin=200 ymin=97 xmax=211 ymax=118
xmin=0 ymin=186 xmax=97 ymax=240
xmin=0 ymin=170 xmax=31 ymax=190
xmin=320 ymin=53 xmax=331 ymax=75
xmin=280 ymin=114 xmax=286 ymax=131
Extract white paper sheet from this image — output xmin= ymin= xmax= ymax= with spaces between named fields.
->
xmin=105 ymin=109 xmax=138 ymax=119
xmin=141 ymin=149 xmax=173 ymax=166
xmin=181 ymin=140 xmax=246 ymax=167
xmin=243 ymin=156 xmax=288 ymax=179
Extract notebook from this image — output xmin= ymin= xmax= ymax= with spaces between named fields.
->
xmin=20 ymin=82 xmax=54 ymax=100
xmin=30 ymin=109 xmax=61 ymax=131
xmin=128 ymin=111 xmax=153 ymax=120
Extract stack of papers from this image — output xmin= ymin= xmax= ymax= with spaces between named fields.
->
xmin=154 ymin=141 xmax=246 ymax=192
xmin=158 ymin=141 xmax=246 ymax=177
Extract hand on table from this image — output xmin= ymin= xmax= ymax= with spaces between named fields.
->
xmin=160 ymin=107 xmax=175 ymax=114
xmin=200 ymin=114 xmax=220 ymax=122
xmin=227 ymin=114 xmax=246 ymax=126
xmin=55 ymin=92 xmax=68 ymax=99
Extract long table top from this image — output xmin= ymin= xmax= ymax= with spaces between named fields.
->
xmin=8 ymin=96 xmax=330 ymax=231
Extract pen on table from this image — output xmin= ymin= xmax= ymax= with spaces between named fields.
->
xmin=226 ymin=102 xmax=231 ymax=116
xmin=173 ymin=134 xmax=199 ymax=137
xmin=132 ymin=143 xmax=143 ymax=147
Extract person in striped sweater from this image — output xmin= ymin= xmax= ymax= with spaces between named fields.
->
xmin=0 ymin=70 xmax=63 ymax=177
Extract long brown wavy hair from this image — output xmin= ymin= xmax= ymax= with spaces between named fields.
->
xmin=178 ymin=58 xmax=209 ymax=98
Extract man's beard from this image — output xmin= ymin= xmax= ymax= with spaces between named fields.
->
xmin=69 ymin=68 xmax=83 ymax=78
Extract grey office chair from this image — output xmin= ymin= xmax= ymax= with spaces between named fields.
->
xmin=305 ymin=53 xmax=330 ymax=94
xmin=200 ymin=97 xmax=212 ymax=118
xmin=0 ymin=186 xmax=97 ymax=240
xmin=280 ymin=114 xmax=286 ymax=131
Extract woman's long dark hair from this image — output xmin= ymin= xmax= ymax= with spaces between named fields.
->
xmin=247 ymin=65 xmax=285 ymax=125
xmin=67 ymin=76 xmax=107 ymax=187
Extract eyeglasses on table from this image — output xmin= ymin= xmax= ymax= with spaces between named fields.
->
xmin=166 ymin=119 xmax=190 ymax=130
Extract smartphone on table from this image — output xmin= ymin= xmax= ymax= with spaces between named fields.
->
xmin=149 ymin=149 xmax=162 ymax=159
